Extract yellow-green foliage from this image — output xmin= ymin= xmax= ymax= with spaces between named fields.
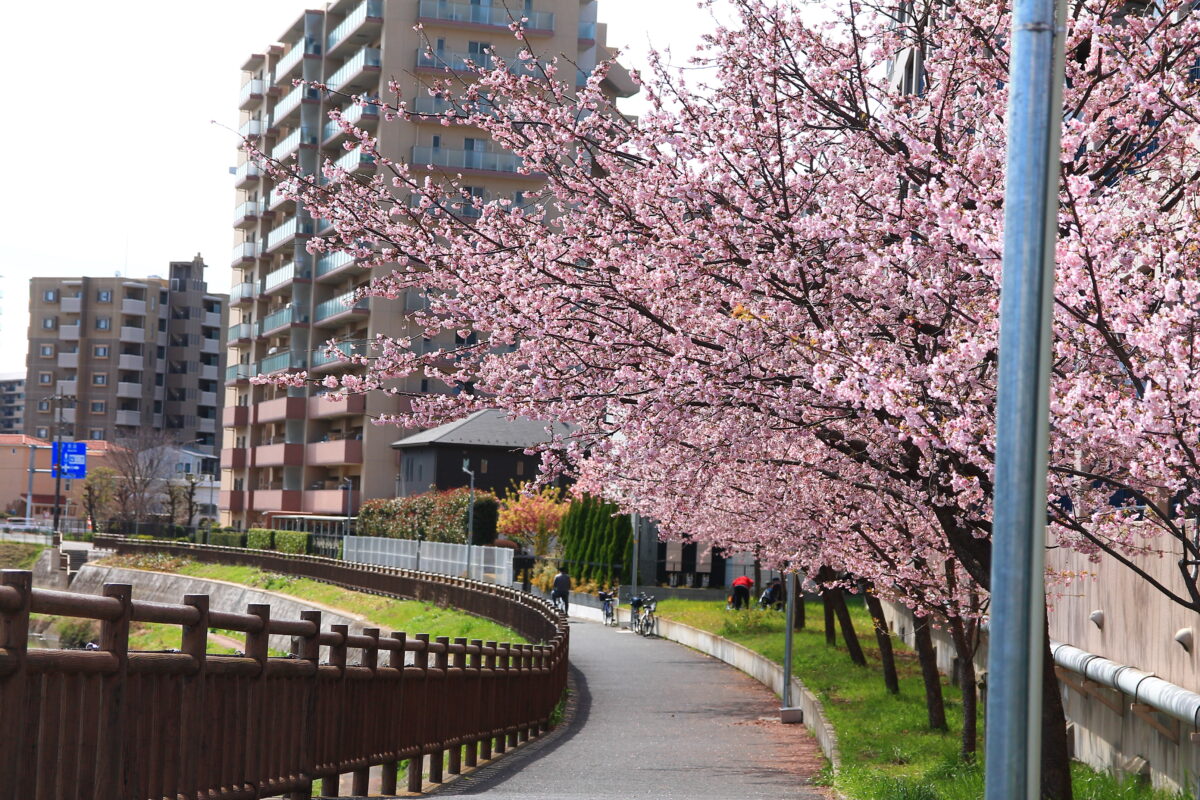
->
xmin=273 ymin=530 xmax=310 ymax=554
xmin=246 ymin=528 xmax=274 ymax=550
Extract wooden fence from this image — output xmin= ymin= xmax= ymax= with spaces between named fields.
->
xmin=0 ymin=537 xmax=568 ymax=799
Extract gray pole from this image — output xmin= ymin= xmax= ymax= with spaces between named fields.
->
xmin=52 ymin=395 xmax=64 ymax=538
xmin=462 ymin=460 xmax=475 ymax=580
xmin=986 ymin=0 xmax=1067 ymax=796
xmin=630 ymin=512 xmax=640 ymax=602
xmin=782 ymin=569 xmax=795 ymax=708
xmin=25 ymin=444 xmax=35 ymax=523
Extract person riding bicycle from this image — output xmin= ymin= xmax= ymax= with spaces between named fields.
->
xmin=551 ymin=566 xmax=572 ymax=615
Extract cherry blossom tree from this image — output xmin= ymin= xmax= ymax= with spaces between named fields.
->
xmin=254 ymin=0 xmax=1200 ymax=793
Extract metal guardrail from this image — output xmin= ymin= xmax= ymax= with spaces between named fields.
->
xmin=0 ymin=537 xmax=568 ymax=799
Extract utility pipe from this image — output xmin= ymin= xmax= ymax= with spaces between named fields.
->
xmin=986 ymin=0 xmax=1068 ymax=795
xmin=1050 ymin=641 xmax=1200 ymax=729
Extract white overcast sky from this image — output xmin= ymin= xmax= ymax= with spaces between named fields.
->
xmin=0 ymin=0 xmax=723 ymax=376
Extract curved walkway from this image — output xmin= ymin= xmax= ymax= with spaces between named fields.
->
xmin=428 ymin=620 xmax=830 ymax=800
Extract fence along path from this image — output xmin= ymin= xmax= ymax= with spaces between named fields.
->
xmin=0 ymin=538 xmax=568 ymax=800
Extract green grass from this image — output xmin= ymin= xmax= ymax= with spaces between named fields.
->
xmin=654 ymin=598 xmax=1188 ymax=800
xmin=98 ymin=554 xmax=526 ymax=646
xmin=0 ymin=542 xmax=44 ymax=570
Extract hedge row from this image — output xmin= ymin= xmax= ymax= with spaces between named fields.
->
xmin=357 ymin=488 xmax=499 ymax=545
xmin=558 ymin=494 xmax=632 ymax=587
xmin=246 ymin=528 xmax=274 ymax=550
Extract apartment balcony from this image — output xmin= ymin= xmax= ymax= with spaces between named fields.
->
xmin=204 ymin=310 xmax=222 ymax=328
xmin=220 ymin=489 xmax=245 ymax=512
xmin=57 ymin=352 xmax=78 ymax=369
xmin=263 ymin=259 xmax=312 ymax=295
xmin=408 ymin=95 xmax=500 ymax=119
xmin=274 ymin=83 xmax=319 ymax=127
xmin=200 ymin=391 xmax=218 ymax=408
xmin=225 ymin=362 xmax=258 ymax=384
xmin=265 ymin=216 xmax=314 ymax=253
xmin=116 ymin=382 xmax=142 ymax=399
xmin=59 ymin=325 xmax=80 ymax=341
xmin=239 ymin=118 xmax=264 ymax=139
xmin=118 ymin=354 xmax=144 ymax=371
xmin=228 ymin=322 xmax=252 ymax=343
xmin=121 ymin=298 xmax=147 ymax=316
xmin=115 ymin=410 xmax=142 ymax=427
xmin=306 ymin=438 xmax=363 ymax=466
xmin=308 ymin=392 xmax=367 ymax=419
xmin=302 ymin=489 xmax=357 ymax=515
xmin=234 ymin=160 xmax=262 ymax=189
xmin=233 ymin=200 xmax=264 ymax=227
xmin=417 ymin=0 xmax=554 ymax=34
xmin=238 ymin=78 xmax=265 ymax=110
xmin=327 ymin=46 xmax=381 ymax=94
xmin=60 ymin=408 xmax=76 ymax=424
xmin=198 ymin=417 xmax=217 ymax=433
xmin=316 ymin=250 xmax=360 ymax=282
xmin=56 ymin=380 xmax=77 ymax=396
xmin=60 ymin=296 xmax=81 ymax=314
xmin=310 ymin=341 xmax=366 ymax=371
xmin=230 ymin=281 xmax=258 ymax=305
xmin=411 ymin=145 xmax=525 ymax=175
xmin=326 ymin=0 xmax=383 ymax=55
xmin=201 ymin=337 xmax=220 ymax=355
xmin=271 ymin=126 xmax=318 ymax=162
xmin=231 ymin=242 xmax=259 ymax=266
xmin=119 ymin=326 xmax=147 ymax=343
xmin=254 ymin=442 xmax=304 ymax=467
xmin=314 ymin=291 xmax=369 ymax=326
xmin=322 ymin=102 xmax=380 ymax=144
xmin=578 ymin=20 xmax=596 ymax=41
xmin=223 ymin=405 xmax=250 ymax=427
xmin=274 ymin=40 xmax=305 ymax=84
xmin=200 ymin=364 xmax=219 ymax=381
xmin=221 ymin=447 xmax=248 ymax=470
xmin=256 ymin=395 xmax=307 ymax=423
xmin=259 ymin=350 xmax=307 ymax=375
xmin=335 ymin=147 xmax=375 ymax=174
xmin=258 ymin=306 xmax=308 ymax=336
xmin=250 ymin=489 xmax=302 ymax=513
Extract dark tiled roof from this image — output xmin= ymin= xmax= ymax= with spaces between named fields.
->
xmin=390 ymin=409 xmax=574 ymax=450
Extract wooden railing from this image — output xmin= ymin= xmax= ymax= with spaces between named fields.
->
xmin=0 ymin=538 xmax=568 ymax=799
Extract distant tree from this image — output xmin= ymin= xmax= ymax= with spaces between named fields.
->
xmin=108 ymin=430 xmax=176 ymax=526
xmin=81 ymin=467 xmax=118 ymax=533
xmin=496 ymin=484 xmax=568 ymax=556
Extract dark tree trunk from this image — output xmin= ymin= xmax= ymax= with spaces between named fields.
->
xmin=1040 ymin=620 xmax=1074 ymax=800
xmin=863 ymin=588 xmax=899 ymax=694
xmin=947 ymin=615 xmax=977 ymax=759
xmin=822 ymin=591 xmax=837 ymax=646
xmin=829 ymin=587 xmax=867 ymax=666
xmin=913 ymin=614 xmax=948 ymax=730
xmin=791 ymin=574 xmax=805 ymax=630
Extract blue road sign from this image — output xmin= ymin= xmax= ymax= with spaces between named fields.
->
xmin=52 ymin=441 xmax=87 ymax=479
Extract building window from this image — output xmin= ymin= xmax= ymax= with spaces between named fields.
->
xmin=516 ymin=460 xmax=525 ymax=476
xmin=92 ymin=373 xmax=108 ymax=386
xmin=89 ymin=428 xmax=105 ymax=440
xmin=97 ymin=290 xmax=112 ymax=303
xmin=42 ymin=317 xmax=57 ymax=330
xmin=93 ymin=345 xmax=110 ymax=358
xmin=90 ymin=401 xmax=106 ymax=414
xmin=40 ymin=344 xmax=54 ymax=358
xmin=95 ymin=317 xmax=111 ymax=331
xmin=38 ymin=373 xmax=53 ymax=385
xmin=37 ymin=400 xmax=50 ymax=412
xmin=36 ymin=427 xmax=49 ymax=438
xmin=42 ymin=289 xmax=57 ymax=302
xmin=479 ymin=459 xmax=488 ymax=474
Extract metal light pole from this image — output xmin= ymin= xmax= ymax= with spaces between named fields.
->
xmin=462 ymin=459 xmax=475 ymax=580
xmin=630 ymin=512 xmax=640 ymax=601
xmin=51 ymin=394 xmax=71 ymax=539
xmin=986 ymin=0 xmax=1067 ymax=796
xmin=781 ymin=569 xmax=797 ymax=714
xmin=341 ymin=478 xmax=354 ymax=537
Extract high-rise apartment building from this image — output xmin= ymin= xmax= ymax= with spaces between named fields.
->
xmin=0 ymin=374 xmax=24 ymax=433
xmin=26 ymin=257 xmax=229 ymax=450
xmin=223 ymin=0 xmax=634 ymax=528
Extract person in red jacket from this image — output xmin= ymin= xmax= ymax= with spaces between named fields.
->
xmin=730 ymin=574 xmax=754 ymax=610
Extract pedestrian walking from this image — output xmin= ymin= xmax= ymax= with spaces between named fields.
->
xmin=551 ymin=565 xmax=572 ymax=615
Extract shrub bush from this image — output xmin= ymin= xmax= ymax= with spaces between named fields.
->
xmin=273 ymin=530 xmax=310 ymax=555
xmin=246 ymin=528 xmax=274 ymax=550
xmin=357 ymin=488 xmax=499 ymax=544
xmin=209 ymin=530 xmax=247 ymax=548
xmin=56 ymin=618 xmax=99 ymax=649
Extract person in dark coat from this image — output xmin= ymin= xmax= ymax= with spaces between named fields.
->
xmin=551 ymin=566 xmax=572 ymax=615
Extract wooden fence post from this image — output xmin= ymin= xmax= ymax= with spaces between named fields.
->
xmin=245 ymin=603 xmax=270 ymax=797
xmin=448 ymin=636 xmax=467 ymax=775
xmin=380 ymin=631 xmax=404 ymax=796
xmin=352 ymin=628 xmax=378 ymax=797
xmin=97 ymin=583 xmax=132 ymax=800
xmin=481 ymin=640 xmax=497 ymax=760
xmin=322 ymin=623 xmax=348 ymax=798
xmin=464 ymin=638 xmax=483 ymax=768
xmin=428 ymin=635 xmax=449 ymax=783
xmin=0 ymin=570 xmax=33 ymax=796
xmin=289 ymin=609 xmax=321 ymax=800
xmin=407 ymin=633 xmax=430 ymax=794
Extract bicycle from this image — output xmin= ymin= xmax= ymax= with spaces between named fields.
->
xmin=552 ymin=592 xmax=568 ymax=615
xmin=629 ymin=593 xmax=657 ymax=636
xmin=598 ymin=590 xmax=618 ymax=627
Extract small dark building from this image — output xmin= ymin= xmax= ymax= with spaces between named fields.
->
xmin=390 ymin=409 xmax=574 ymax=497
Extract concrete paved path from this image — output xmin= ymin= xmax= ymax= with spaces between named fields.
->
xmin=426 ymin=619 xmax=830 ymax=800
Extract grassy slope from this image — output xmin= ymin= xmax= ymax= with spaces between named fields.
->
xmin=97 ymin=554 xmax=526 ymax=647
xmin=654 ymin=598 xmax=1187 ymax=800
xmin=0 ymin=542 xmax=44 ymax=570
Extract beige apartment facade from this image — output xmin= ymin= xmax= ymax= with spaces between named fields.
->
xmin=222 ymin=0 xmax=634 ymax=528
xmin=25 ymin=257 xmax=229 ymax=451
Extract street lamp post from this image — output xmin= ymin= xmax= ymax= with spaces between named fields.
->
xmin=340 ymin=478 xmax=354 ymax=537
xmin=51 ymin=393 xmax=73 ymax=541
xmin=462 ymin=459 xmax=475 ymax=580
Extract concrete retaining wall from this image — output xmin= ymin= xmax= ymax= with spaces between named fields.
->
xmin=70 ymin=564 xmax=373 ymax=656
